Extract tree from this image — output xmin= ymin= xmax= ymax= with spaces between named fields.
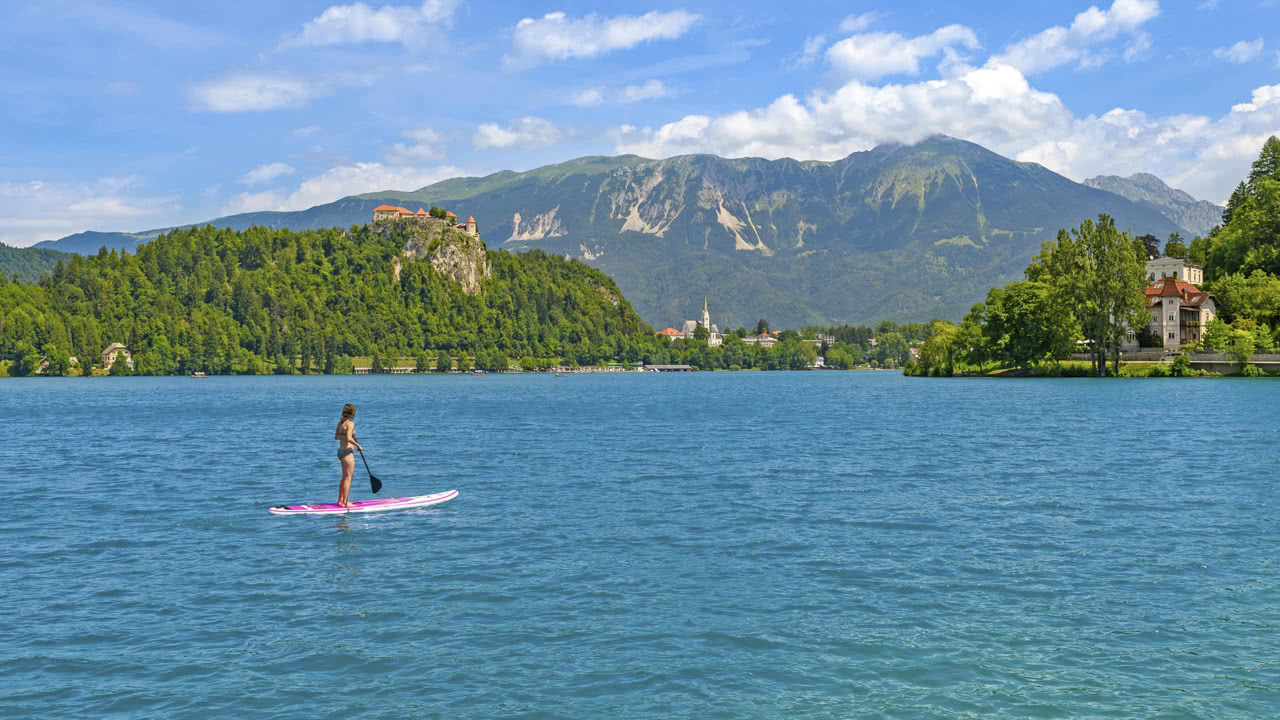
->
xmin=1136 ymin=234 xmax=1161 ymax=260
xmin=1026 ymin=214 xmax=1149 ymax=376
xmin=693 ymin=325 xmax=710 ymax=342
xmin=1209 ymin=270 xmax=1280 ymax=326
xmin=1202 ymin=318 xmax=1231 ymax=351
xmin=916 ymin=320 xmax=958 ymax=376
xmin=436 ymin=350 xmax=452 ymax=372
xmin=981 ymin=282 xmax=1078 ymax=370
xmin=754 ymin=319 xmax=769 ymax=335
xmin=1165 ymin=232 xmax=1189 ymax=259
xmin=1228 ymin=327 xmax=1255 ymax=367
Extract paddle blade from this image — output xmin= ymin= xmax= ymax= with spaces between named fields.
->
xmin=370 ymin=475 xmax=382 ymax=494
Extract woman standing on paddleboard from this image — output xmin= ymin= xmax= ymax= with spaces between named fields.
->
xmin=335 ymin=404 xmax=363 ymax=508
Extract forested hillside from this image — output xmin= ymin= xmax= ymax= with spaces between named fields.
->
xmin=0 ymin=243 xmax=71 ymax=283
xmin=0 ymin=223 xmax=663 ymax=375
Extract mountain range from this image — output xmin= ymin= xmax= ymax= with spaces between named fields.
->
xmin=1082 ymin=172 xmax=1222 ymax=238
xmin=23 ymin=136 xmax=1210 ymax=328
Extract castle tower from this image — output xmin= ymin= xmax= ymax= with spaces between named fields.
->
xmin=465 ymin=216 xmax=478 ymax=237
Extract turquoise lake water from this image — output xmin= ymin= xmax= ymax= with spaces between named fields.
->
xmin=5 ymin=372 xmax=1279 ymax=718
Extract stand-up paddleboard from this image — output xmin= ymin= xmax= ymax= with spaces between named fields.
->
xmin=269 ymin=489 xmax=458 ymax=515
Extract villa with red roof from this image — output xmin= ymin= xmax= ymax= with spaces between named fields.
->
xmin=372 ymin=205 xmax=479 ymax=240
xmin=1124 ymin=256 xmax=1216 ymax=350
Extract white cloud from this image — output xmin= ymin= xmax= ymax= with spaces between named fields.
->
xmin=473 ymin=117 xmax=563 ymax=150
xmin=992 ymin=0 xmax=1160 ymax=74
xmin=386 ymin=128 xmax=445 ymax=165
xmin=0 ymin=176 xmax=176 ymax=246
xmin=1197 ymin=0 xmax=1218 ymax=9
xmin=838 ymin=12 xmax=880 ymax=33
xmin=279 ymin=163 xmax=464 ymax=210
xmin=1123 ymin=32 xmax=1151 ymax=62
xmin=571 ymin=88 xmax=605 ymax=106
xmin=190 ymin=73 xmax=316 ymax=112
xmin=569 ymin=82 xmax=672 ymax=106
xmin=506 ymin=10 xmax=700 ymax=67
xmin=282 ymin=0 xmax=458 ymax=48
xmin=1213 ymin=38 xmax=1264 ymax=64
xmin=826 ymin=25 xmax=980 ymax=79
xmin=620 ymin=80 xmax=673 ymax=103
xmin=794 ymin=35 xmax=826 ymax=68
xmin=219 ymin=163 xmax=467 ymax=214
xmin=295 ymin=125 xmax=322 ymax=137
xmin=240 ymin=162 xmax=296 ymax=185
xmin=221 ymin=190 xmax=287 ymax=216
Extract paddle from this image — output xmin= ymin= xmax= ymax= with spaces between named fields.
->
xmin=358 ymin=449 xmax=383 ymax=494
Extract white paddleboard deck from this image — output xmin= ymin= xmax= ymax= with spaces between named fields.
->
xmin=269 ymin=489 xmax=458 ymax=515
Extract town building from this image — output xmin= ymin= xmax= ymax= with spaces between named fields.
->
xmin=656 ymin=328 xmax=685 ymax=341
xmin=1143 ymin=276 xmax=1216 ymax=349
xmin=101 ymin=343 xmax=132 ymax=371
xmin=1146 ymin=256 xmax=1203 ymax=284
xmin=1123 ymin=256 xmax=1217 ymax=350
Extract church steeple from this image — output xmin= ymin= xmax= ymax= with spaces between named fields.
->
xmin=702 ymin=296 xmax=710 ymax=330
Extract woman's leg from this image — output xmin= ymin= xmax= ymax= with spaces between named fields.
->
xmin=339 ymin=454 xmax=355 ymax=506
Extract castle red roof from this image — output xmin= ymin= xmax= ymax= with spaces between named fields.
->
xmin=657 ymin=328 xmax=685 ymax=337
xmin=416 ymin=208 xmax=428 ymax=215
xmin=373 ymin=204 xmax=398 ymax=212
xmin=466 ymin=216 xmax=475 ymax=223
xmin=445 ymin=210 xmax=457 ymax=218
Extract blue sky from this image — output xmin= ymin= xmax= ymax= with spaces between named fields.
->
xmin=1 ymin=0 xmax=1278 ymax=246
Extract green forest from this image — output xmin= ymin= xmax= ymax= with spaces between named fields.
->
xmin=0 ymin=243 xmax=69 ymax=283
xmin=0 ymin=221 xmax=912 ymax=376
xmin=907 ymin=136 xmax=1280 ymax=378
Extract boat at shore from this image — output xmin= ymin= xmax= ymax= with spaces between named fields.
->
xmin=190 ymin=371 xmax=208 ymax=378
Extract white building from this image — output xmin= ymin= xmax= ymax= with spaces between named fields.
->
xmin=1146 ymin=256 xmax=1203 ymax=285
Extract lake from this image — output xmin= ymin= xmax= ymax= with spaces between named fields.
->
xmin=5 ymin=372 xmax=1278 ymax=718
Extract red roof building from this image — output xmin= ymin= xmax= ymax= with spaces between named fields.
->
xmin=1139 ymin=276 xmax=1217 ymax=349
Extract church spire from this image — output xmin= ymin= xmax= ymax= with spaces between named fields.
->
xmin=702 ymin=296 xmax=710 ymax=330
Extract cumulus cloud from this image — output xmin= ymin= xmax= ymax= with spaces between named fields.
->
xmin=473 ymin=117 xmax=563 ymax=150
xmin=189 ymin=73 xmax=316 ymax=112
xmin=1213 ymin=38 xmax=1264 ymax=64
xmin=386 ymin=128 xmax=445 ymax=165
xmin=992 ymin=0 xmax=1160 ymax=74
xmin=0 ymin=176 xmax=177 ymax=246
xmin=239 ymin=162 xmax=296 ymax=185
xmin=826 ymin=25 xmax=980 ymax=79
xmin=282 ymin=0 xmax=458 ymax=48
xmin=506 ymin=10 xmax=700 ymax=67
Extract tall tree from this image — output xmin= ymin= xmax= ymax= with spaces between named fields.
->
xmin=1026 ymin=214 xmax=1149 ymax=376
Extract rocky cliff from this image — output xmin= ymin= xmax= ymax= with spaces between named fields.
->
xmin=385 ymin=222 xmax=490 ymax=295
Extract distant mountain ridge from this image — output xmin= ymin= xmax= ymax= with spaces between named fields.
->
xmin=1083 ymin=172 xmax=1222 ymax=237
xmin=26 ymin=137 xmax=1189 ymax=328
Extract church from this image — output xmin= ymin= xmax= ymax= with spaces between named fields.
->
xmin=680 ymin=298 xmax=722 ymax=347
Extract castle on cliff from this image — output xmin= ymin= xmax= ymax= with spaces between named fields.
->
xmin=373 ymin=204 xmax=479 ymax=240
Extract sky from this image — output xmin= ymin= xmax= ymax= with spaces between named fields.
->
xmin=1 ymin=0 xmax=1278 ymax=247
